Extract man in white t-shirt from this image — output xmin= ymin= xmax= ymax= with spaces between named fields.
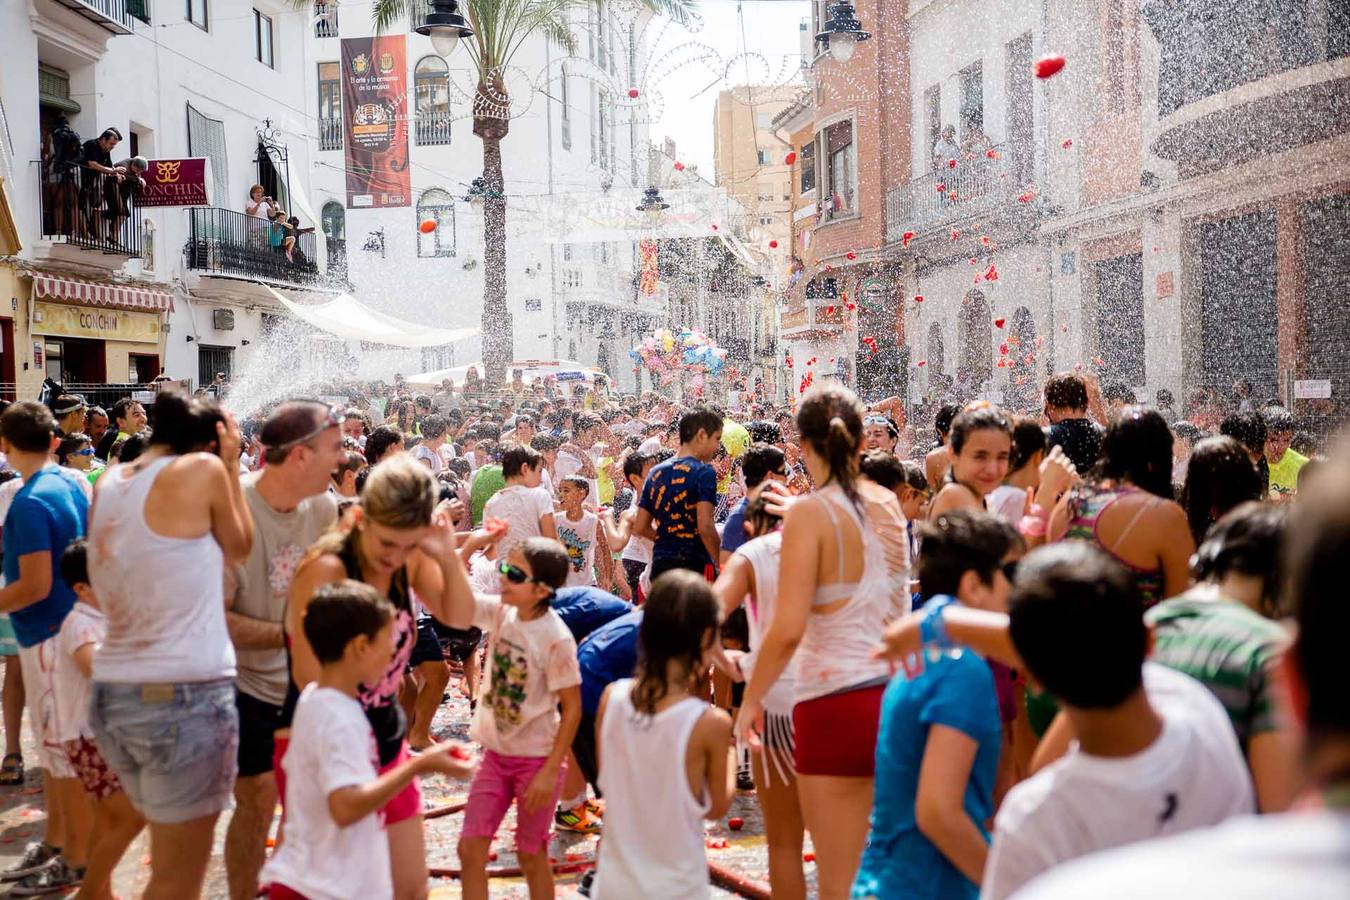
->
xmin=484 ymin=445 xmax=557 ymax=560
xmin=980 ymin=544 xmax=1254 ymax=900
xmin=411 ymin=414 xmax=451 ymax=474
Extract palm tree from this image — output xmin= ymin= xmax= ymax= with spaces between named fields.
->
xmin=358 ymin=0 xmax=696 ymax=386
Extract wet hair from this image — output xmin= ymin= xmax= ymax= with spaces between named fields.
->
xmin=501 ymin=443 xmax=543 ymax=479
xmin=360 ymin=455 xmax=438 ymax=530
xmin=949 ymin=406 xmax=1013 ymax=455
xmin=1156 ymin=388 xmax=1175 ymax=407
xmin=530 ymin=432 xmax=560 ymax=452
xmin=516 ymin=536 xmax=570 ymax=595
xmin=622 ymin=451 xmax=651 ymax=484
xmin=1044 ymin=373 xmax=1089 ymax=412
xmin=901 ymin=460 xmax=929 ymax=493
xmin=796 ymin=385 xmax=864 ymax=502
xmin=1098 ymin=408 xmax=1174 ymax=499
xmin=1008 ymin=416 xmax=1048 ymax=472
xmin=740 ymin=443 xmax=786 ymax=489
xmin=1102 ymin=381 xmax=1137 ymax=406
xmin=572 ymin=413 xmax=602 ymax=439
xmin=59 ymin=539 xmax=89 ymax=588
xmin=860 ymin=450 xmax=906 ymax=490
xmin=260 ymin=400 xmax=332 ymax=465
xmin=56 ymin=432 xmax=92 ymax=465
xmin=303 ymin=580 xmax=395 ymax=665
xmin=1181 ymin=436 xmax=1263 ymax=545
xmin=1262 ymin=406 xmax=1295 ymax=436
xmin=632 ymin=570 xmax=720 ymax=716
xmin=353 ymin=465 xmax=373 ymax=494
xmin=142 ymin=390 xmax=224 ymax=455
xmin=1281 ymin=454 xmax=1350 ymax=741
xmin=743 ymin=492 xmax=782 ymax=537
xmin=1192 ymin=502 xmax=1287 ymax=617
xmin=558 ymin=475 xmax=590 ymax=495
xmin=331 ymin=450 xmax=367 ymax=484
xmin=116 ymin=430 xmax=151 ymax=463
xmin=109 ymin=397 xmax=142 ymax=426
xmin=447 ymin=457 xmax=471 ymax=479
xmin=677 ymin=406 xmax=723 ymax=444
xmin=746 ymin=420 xmax=782 ymax=444
xmin=414 ymin=394 xmax=432 ymax=409
xmin=365 ymin=425 xmax=404 ymax=463
xmin=1009 ymin=542 xmax=1146 ymax=709
xmin=933 ymin=403 xmax=960 ymax=442
xmin=1220 ymin=412 xmax=1267 ymax=458
xmin=918 ymin=510 xmax=1019 ymax=598
xmin=421 ymin=414 xmax=449 ymax=441
xmin=1171 ymin=421 xmax=1203 ymax=448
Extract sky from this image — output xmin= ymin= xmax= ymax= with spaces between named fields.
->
xmin=647 ymin=0 xmax=811 ymax=176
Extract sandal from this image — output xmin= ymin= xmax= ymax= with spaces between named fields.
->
xmin=0 ymin=753 xmax=24 ymax=786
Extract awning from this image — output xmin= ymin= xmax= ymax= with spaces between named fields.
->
xmin=31 ymin=272 xmax=175 ymax=313
xmin=266 ymin=287 xmax=478 ymax=348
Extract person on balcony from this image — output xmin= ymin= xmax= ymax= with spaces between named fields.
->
xmin=245 ymin=184 xmax=277 ymax=221
xmin=286 ymin=215 xmax=315 ymax=267
xmin=107 ymin=156 xmax=147 ymax=244
xmin=961 ymin=123 xmax=993 ymax=158
xmin=932 ymin=124 xmax=960 ymax=171
xmin=79 ymin=128 xmax=125 ymax=244
xmin=44 ymin=116 xmax=83 ymax=237
xmin=269 ymin=209 xmax=297 ymax=263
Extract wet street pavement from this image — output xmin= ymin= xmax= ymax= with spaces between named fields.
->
xmin=0 ymin=686 xmax=809 ymax=898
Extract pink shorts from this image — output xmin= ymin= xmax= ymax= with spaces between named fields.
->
xmin=64 ymin=736 xmax=123 ymax=800
xmin=461 ymin=750 xmax=566 ymax=854
xmin=275 ymin=737 xmax=423 ymax=826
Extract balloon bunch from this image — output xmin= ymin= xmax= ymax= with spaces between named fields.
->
xmin=628 ymin=328 xmax=729 ymax=390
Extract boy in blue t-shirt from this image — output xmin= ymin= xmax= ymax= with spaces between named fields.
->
xmin=853 ymin=510 xmax=1021 ymax=900
xmin=632 ymin=406 xmax=722 ymax=581
xmin=0 ymin=401 xmax=90 ymax=892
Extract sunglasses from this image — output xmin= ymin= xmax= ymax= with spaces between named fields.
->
xmin=498 ymin=561 xmax=543 ymax=585
xmin=74 ymin=447 xmax=96 ymax=457
xmin=270 ymin=405 xmax=345 ymax=452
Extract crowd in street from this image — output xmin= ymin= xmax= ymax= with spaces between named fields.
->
xmin=0 ymin=365 xmax=1344 ymax=900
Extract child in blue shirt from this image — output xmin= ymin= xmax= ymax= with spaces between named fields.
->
xmin=853 ymin=510 xmax=1021 ymax=900
xmin=633 ymin=406 xmax=722 ymax=580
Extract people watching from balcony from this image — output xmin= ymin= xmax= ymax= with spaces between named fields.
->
xmin=287 ymin=215 xmax=315 ymax=267
xmin=245 ymin=184 xmax=277 ymax=221
xmin=106 ymin=155 xmax=147 ymax=244
xmin=80 ymin=127 xmax=126 ymax=245
xmin=961 ymin=123 xmax=993 ymax=157
xmin=933 ymin=124 xmax=960 ymax=171
xmin=269 ymin=209 xmax=297 ymax=263
xmin=44 ymin=115 xmax=83 ymax=236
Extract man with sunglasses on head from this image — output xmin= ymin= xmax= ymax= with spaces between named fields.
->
xmin=223 ymin=401 xmax=342 ymax=900
xmin=863 ymin=412 xmax=901 ymax=455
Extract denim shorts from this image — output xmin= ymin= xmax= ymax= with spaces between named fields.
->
xmin=88 ymin=678 xmax=239 ymax=824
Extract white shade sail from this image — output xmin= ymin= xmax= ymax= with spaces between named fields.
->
xmin=267 ymin=287 xmax=478 ymax=348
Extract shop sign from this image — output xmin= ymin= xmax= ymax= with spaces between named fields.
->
xmin=32 ymin=301 xmax=161 ymax=344
xmin=1294 ymin=379 xmax=1332 ymax=400
xmin=139 ymin=158 xmax=210 ymax=207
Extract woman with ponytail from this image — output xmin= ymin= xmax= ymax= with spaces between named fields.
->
xmin=735 ymin=385 xmax=911 ymax=899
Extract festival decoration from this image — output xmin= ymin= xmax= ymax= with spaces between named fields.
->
xmin=638 ymin=239 xmax=660 ymax=295
xmin=628 ymin=328 xmax=728 ymax=392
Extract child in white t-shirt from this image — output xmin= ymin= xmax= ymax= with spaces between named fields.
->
xmin=554 ymin=476 xmax=615 ymax=590
xmin=262 ymin=580 xmax=474 ymax=900
xmin=444 ymin=538 xmax=582 ymax=900
xmin=483 ymin=444 xmax=556 ymax=561
xmin=54 ymin=540 xmax=142 ymax=900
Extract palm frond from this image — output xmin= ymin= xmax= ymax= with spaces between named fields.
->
xmin=638 ymin=0 xmax=697 ymax=29
xmin=367 ymin=0 xmax=409 ymax=34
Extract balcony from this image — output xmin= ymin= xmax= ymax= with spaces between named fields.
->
xmin=40 ymin=167 xmax=143 ymax=259
xmin=185 ymin=208 xmax=324 ymax=288
xmin=415 ymin=111 xmax=453 ymax=146
xmin=1144 ymin=1 xmax=1350 ymax=177
xmin=314 ymin=1 xmax=338 ymax=37
xmin=780 ymin=281 xmax=845 ymax=341
xmin=886 ymin=144 xmax=1025 ymax=239
xmin=53 ymin=0 xmax=138 ymax=34
xmin=319 ymin=117 xmax=342 ymax=151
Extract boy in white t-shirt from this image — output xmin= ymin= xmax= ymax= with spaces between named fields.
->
xmin=554 ymin=476 xmax=617 ymax=591
xmin=483 ymin=444 xmax=557 ymax=560
xmin=261 ymin=580 xmax=474 ymax=900
xmin=980 ymin=544 xmax=1254 ymax=900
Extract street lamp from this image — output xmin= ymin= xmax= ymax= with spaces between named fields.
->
xmin=636 ymin=186 xmax=670 ymax=227
xmin=815 ymin=1 xmax=870 ymax=63
xmin=463 ymin=176 xmax=502 ymax=210
xmin=415 ymin=0 xmax=474 ymax=57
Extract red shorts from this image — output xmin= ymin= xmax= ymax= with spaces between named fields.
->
xmin=274 ymin=736 xmax=423 ymax=826
xmin=268 ymin=884 xmax=308 ymax=900
xmin=64 ymin=736 xmax=123 ymax=800
xmin=792 ymin=683 xmax=885 ymax=777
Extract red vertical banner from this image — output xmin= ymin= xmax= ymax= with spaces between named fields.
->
xmin=342 ymin=35 xmax=411 ymax=209
xmin=638 ymin=239 xmax=659 ymax=295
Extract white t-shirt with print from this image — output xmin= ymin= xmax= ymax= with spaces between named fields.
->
xmin=53 ymin=602 xmax=105 ymax=742
xmin=981 ymin=663 xmax=1255 ymax=900
xmin=262 ymin=685 xmax=390 ymax=900
xmin=469 ymin=596 xmax=580 ymax=757
xmin=483 ymin=484 xmax=554 ymax=560
xmin=553 ymin=510 xmax=598 ymax=587
xmin=411 ymin=442 xmax=444 ymax=474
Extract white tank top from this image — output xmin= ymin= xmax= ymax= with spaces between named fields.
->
xmin=795 ymin=483 xmax=911 ymax=703
xmin=620 ymin=533 xmax=653 ymax=564
xmin=90 ymin=456 xmax=235 ymax=684
xmin=594 ymin=680 xmax=711 ymax=900
xmin=734 ymin=532 xmax=796 ymax=715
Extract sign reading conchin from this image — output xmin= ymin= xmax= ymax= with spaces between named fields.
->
xmin=139 ymin=158 xmax=210 ymax=207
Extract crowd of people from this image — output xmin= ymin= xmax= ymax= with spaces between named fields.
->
xmin=0 ymin=364 xmax=1344 ymax=900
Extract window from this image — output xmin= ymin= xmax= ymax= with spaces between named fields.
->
xmin=315 ymin=0 xmax=338 ymax=38
xmin=318 ymin=62 xmax=341 ymax=150
xmin=414 ymin=56 xmax=452 ymax=145
xmin=823 ymin=120 xmax=854 ymax=215
xmin=757 ymin=149 xmax=770 ymax=166
xmin=595 ymin=1 xmax=607 ymax=69
xmin=924 ymin=84 xmax=941 ymax=159
xmin=597 ymin=90 xmax=611 ymax=170
xmin=800 ymin=139 xmax=816 ymax=194
xmin=254 ymin=10 xmax=274 ymax=67
xmin=187 ymin=0 xmax=207 ymax=29
xmin=755 ymin=111 xmax=772 ymax=129
xmin=559 ymin=67 xmax=571 ymax=150
xmin=758 ymin=216 xmax=774 ymax=225
xmin=959 ymin=61 xmax=984 ymax=132
xmin=758 ymin=191 xmax=775 ymax=202
xmin=562 ymin=243 xmax=573 ymax=261
xmin=187 ymin=103 xmax=229 ymax=207
xmin=321 ymin=201 xmax=345 ymax=240
xmin=416 ymin=189 xmax=456 ymax=257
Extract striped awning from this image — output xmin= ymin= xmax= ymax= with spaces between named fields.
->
xmin=32 ymin=272 xmax=175 ymax=314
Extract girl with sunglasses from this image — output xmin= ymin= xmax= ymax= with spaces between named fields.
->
xmin=442 ymin=537 xmax=582 ymax=900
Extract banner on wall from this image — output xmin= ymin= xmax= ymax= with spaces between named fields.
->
xmin=138 ymin=158 xmax=210 ymax=207
xmin=341 ymin=36 xmax=411 ymax=209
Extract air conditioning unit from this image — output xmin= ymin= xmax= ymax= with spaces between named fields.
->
xmin=213 ymin=308 xmax=235 ymax=331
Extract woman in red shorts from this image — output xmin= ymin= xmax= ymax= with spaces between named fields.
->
xmin=736 ymin=385 xmax=911 ymax=899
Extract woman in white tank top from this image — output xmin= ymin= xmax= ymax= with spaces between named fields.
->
xmin=736 ymin=386 xmax=911 ymax=900
xmin=593 ymin=571 xmax=735 ymax=900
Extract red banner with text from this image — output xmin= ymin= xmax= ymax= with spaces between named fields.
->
xmin=138 ymin=158 xmax=210 ymax=207
xmin=341 ymin=35 xmax=411 ymax=209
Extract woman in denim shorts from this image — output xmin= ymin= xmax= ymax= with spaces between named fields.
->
xmin=86 ymin=392 xmax=254 ymax=898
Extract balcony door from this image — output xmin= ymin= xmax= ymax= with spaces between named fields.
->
xmin=1095 ymin=253 xmax=1145 ymax=389
xmin=1199 ymin=212 xmax=1277 ymax=397
xmin=1005 ymin=33 xmax=1034 ymax=186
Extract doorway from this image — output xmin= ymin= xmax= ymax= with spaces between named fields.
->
xmin=1095 ymin=253 xmax=1146 ymax=388
xmin=1200 ymin=211 xmax=1277 ymax=397
xmin=43 ymin=337 xmax=106 ymax=385
xmin=1006 ymin=33 xmax=1034 ymax=185
xmin=0 ymin=318 xmax=14 ymax=400
xmin=129 ymin=353 xmax=160 ymax=383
